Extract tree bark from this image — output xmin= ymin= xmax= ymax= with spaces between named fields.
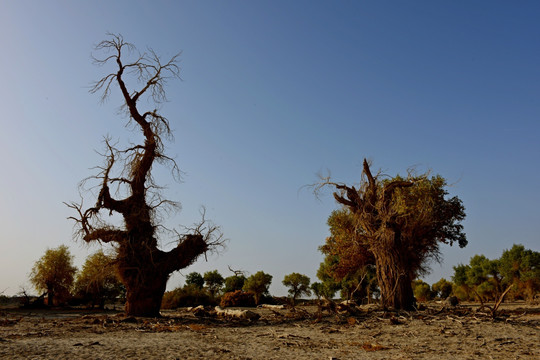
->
xmin=124 ymin=273 xmax=168 ymax=317
xmin=47 ymin=286 xmax=54 ymax=307
xmin=372 ymin=231 xmax=415 ymax=310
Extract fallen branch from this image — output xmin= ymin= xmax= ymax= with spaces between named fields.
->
xmin=475 ymin=284 xmax=514 ymax=318
xmin=491 ymin=284 xmax=514 ymax=317
xmin=214 ymin=306 xmax=260 ymax=321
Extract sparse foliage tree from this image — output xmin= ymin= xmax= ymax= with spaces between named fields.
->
xmin=30 ymin=245 xmax=77 ymax=306
xmin=74 ymin=250 xmax=124 ymax=308
xmin=185 ymin=272 xmax=204 ymax=289
xmin=66 ymin=34 xmax=223 ymax=316
xmin=452 ymin=245 xmax=540 ymax=303
xmin=432 ymin=278 xmax=453 ymax=299
xmin=310 ymin=282 xmax=327 ymax=301
xmin=203 ymin=270 xmax=224 ymax=297
xmin=315 ymin=159 xmax=467 ymax=310
xmin=282 ymin=273 xmax=311 ymax=306
xmin=243 ymin=271 xmax=272 ymax=305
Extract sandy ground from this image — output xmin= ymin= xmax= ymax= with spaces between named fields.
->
xmin=1 ymin=303 xmax=538 ymax=359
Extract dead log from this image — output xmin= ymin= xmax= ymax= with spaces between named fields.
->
xmin=259 ymin=304 xmax=285 ymax=310
xmin=214 ymin=306 xmax=260 ymax=321
xmin=190 ymin=305 xmax=210 ymax=317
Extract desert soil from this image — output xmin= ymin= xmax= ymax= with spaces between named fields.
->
xmin=0 ymin=303 xmax=538 ymax=359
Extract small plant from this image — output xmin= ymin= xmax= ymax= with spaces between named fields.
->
xmin=220 ymin=291 xmax=256 ymax=308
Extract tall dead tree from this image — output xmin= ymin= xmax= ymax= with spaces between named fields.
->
xmin=317 ymin=159 xmax=466 ymax=310
xmin=67 ymin=34 xmax=223 ymax=317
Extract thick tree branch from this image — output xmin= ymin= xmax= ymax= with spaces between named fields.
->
xmin=83 ymin=228 xmax=127 ymax=244
xmin=163 ymin=234 xmax=208 ymax=275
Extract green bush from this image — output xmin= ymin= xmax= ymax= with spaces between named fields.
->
xmin=161 ymin=285 xmax=216 ymax=309
xmin=220 ymin=290 xmax=256 ymax=308
xmin=412 ymin=280 xmax=434 ymax=302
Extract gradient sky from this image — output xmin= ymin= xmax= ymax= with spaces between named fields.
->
xmin=1 ymin=1 xmax=538 ymax=297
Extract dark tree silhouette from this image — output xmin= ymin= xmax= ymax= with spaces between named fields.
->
xmin=66 ymin=34 xmax=223 ymax=317
xmin=316 ymin=159 xmax=467 ymax=310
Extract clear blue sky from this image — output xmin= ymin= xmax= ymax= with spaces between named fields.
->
xmin=0 ymin=1 xmax=538 ymax=297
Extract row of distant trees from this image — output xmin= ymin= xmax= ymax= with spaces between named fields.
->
xmin=26 ymin=245 xmax=315 ymax=309
xmin=451 ymin=244 xmax=539 ymax=302
xmin=26 ymin=241 xmax=538 ymax=310
xmin=162 ymin=271 xmax=312 ymax=308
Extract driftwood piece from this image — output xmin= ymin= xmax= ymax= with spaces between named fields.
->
xmin=445 ymin=296 xmax=459 ymax=307
xmin=214 ymin=306 xmax=260 ymax=321
xmin=475 ymin=284 xmax=514 ymax=318
xmin=259 ymin=304 xmax=286 ymax=310
xmin=190 ymin=305 xmax=210 ymax=317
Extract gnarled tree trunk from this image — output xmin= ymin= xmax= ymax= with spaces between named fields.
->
xmin=372 ymin=235 xmax=415 ymax=310
xmin=124 ymin=274 xmax=168 ymax=317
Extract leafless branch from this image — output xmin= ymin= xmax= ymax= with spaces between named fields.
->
xmin=228 ymin=266 xmax=247 ymax=277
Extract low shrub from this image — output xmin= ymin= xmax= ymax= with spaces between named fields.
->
xmin=220 ymin=291 xmax=256 ymax=308
xmin=162 ymin=285 xmax=216 ymax=309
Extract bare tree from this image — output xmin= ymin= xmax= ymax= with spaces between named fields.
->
xmin=66 ymin=34 xmax=223 ymax=317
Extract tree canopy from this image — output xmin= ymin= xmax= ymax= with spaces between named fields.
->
xmin=319 ymin=209 xmax=374 ymax=281
xmin=224 ymin=275 xmax=247 ymax=293
xmin=74 ymin=250 xmax=124 ymax=308
xmin=499 ymin=244 xmax=540 ymax=301
xmin=30 ymin=245 xmax=77 ymax=306
xmin=243 ymin=271 xmax=273 ymax=305
xmin=318 ymin=208 xmax=377 ymax=302
xmin=453 ymin=244 xmax=539 ymax=302
xmin=203 ymin=270 xmax=224 ymax=297
xmin=282 ymin=273 xmax=311 ymax=306
xmin=185 ymin=272 xmax=205 ymax=289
